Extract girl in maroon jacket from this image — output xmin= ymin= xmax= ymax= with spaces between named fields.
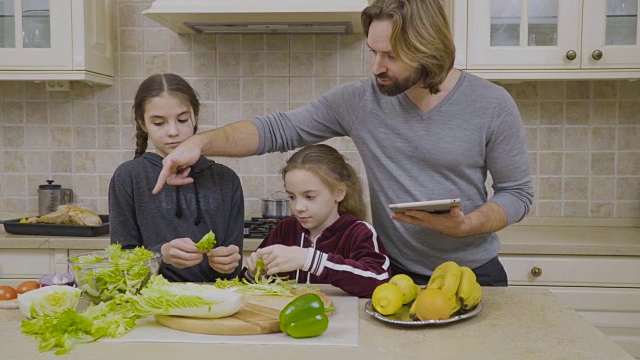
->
xmin=244 ymin=144 xmax=391 ymax=297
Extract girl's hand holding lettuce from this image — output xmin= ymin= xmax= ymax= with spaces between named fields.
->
xmin=195 ymin=230 xmax=216 ymax=252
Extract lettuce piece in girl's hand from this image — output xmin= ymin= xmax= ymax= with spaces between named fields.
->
xmin=255 ymin=258 xmax=265 ymax=279
xmin=195 ymin=230 xmax=216 ymax=252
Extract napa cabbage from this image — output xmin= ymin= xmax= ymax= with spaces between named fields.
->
xmin=18 ymin=285 xmax=82 ymax=319
xmin=131 ymin=275 xmax=247 ymax=318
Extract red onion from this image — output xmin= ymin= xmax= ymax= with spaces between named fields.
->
xmin=39 ymin=272 xmax=76 ymax=287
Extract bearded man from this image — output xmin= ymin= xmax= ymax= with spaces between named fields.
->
xmin=152 ymin=0 xmax=533 ymax=287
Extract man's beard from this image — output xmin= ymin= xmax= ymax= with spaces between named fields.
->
xmin=375 ymin=67 xmax=426 ymax=96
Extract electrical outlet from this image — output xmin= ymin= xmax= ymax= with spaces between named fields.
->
xmin=45 ymin=81 xmax=70 ymax=92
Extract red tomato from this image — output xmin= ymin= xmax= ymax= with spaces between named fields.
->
xmin=0 ymin=285 xmax=17 ymax=300
xmin=16 ymin=280 xmax=40 ymax=294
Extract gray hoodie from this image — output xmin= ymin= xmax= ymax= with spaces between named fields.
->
xmin=109 ymin=152 xmax=244 ymax=282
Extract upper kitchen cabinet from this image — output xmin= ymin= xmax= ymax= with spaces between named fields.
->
xmin=443 ymin=0 xmax=467 ymax=69
xmin=0 ymin=0 xmax=113 ymax=85
xmin=464 ymin=0 xmax=640 ymax=80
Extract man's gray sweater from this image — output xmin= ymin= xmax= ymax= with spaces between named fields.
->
xmin=252 ymin=71 xmax=533 ymax=277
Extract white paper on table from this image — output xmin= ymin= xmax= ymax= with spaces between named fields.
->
xmin=100 ymin=296 xmax=359 ymax=346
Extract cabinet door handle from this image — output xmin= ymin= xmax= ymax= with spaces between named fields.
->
xmin=530 ymin=266 xmax=543 ymax=277
xmin=592 ymin=50 xmax=603 ymax=60
xmin=566 ymin=50 xmax=577 ymax=60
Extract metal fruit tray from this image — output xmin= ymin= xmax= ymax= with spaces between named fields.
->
xmin=2 ymin=215 xmax=109 ymax=237
xmin=364 ymin=299 xmax=483 ymax=326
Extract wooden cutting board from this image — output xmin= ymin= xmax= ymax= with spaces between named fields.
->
xmin=154 ymin=291 xmax=332 ymax=336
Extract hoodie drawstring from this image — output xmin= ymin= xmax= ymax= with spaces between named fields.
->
xmin=193 ymin=179 xmax=202 ymax=226
xmin=173 ymin=176 xmax=203 ymax=226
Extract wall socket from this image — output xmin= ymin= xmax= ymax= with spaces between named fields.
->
xmin=46 ymin=81 xmax=70 ymax=92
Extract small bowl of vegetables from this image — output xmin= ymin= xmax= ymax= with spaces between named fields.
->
xmin=68 ymin=244 xmax=161 ymax=303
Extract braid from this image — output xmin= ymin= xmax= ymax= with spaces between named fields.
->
xmin=134 ymin=122 xmax=148 ymax=159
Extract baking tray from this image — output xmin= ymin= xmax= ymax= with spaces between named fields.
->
xmin=2 ymin=215 xmax=109 ymax=237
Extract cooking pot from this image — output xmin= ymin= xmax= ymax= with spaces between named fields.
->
xmin=261 ymin=191 xmax=292 ymax=219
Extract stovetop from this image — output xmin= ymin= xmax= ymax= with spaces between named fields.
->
xmin=244 ymin=217 xmax=281 ymax=238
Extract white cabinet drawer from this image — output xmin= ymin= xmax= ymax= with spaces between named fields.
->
xmin=501 ymin=255 xmax=640 ymax=287
xmin=0 ymin=249 xmax=56 ymax=278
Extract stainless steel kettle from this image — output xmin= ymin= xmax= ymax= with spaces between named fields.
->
xmin=38 ymin=180 xmax=74 ymax=216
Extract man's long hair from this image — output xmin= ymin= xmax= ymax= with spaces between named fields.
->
xmin=362 ymin=0 xmax=456 ymax=94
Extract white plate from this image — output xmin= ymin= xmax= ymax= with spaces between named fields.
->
xmin=364 ymin=299 xmax=483 ymax=326
xmin=0 ymin=299 xmax=19 ymax=309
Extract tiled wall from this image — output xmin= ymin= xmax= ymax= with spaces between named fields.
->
xmin=507 ymin=80 xmax=640 ymax=218
xmin=0 ymin=1 xmax=638 ymax=219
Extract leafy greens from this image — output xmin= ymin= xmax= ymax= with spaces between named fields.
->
xmin=18 ymin=285 xmax=82 ymax=319
xmin=21 ymin=297 xmax=139 ymax=355
xmin=68 ymin=244 xmax=159 ymax=303
xmin=194 ymin=230 xmax=216 ymax=252
xmin=129 ymin=276 xmax=247 ymax=318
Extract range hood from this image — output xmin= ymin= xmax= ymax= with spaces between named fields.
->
xmin=143 ymin=0 xmax=370 ymax=34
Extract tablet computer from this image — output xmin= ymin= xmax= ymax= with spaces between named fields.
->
xmin=388 ymin=198 xmax=462 ymax=214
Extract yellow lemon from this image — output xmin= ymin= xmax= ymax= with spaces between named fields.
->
xmin=411 ymin=287 xmax=454 ymax=321
xmin=389 ymin=274 xmax=419 ymax=304
xmin=371 ymin=283 xmax=403 ymax=315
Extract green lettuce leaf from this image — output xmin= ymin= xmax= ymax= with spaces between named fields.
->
xmin=255 ymin=258 xmax=265 ymax=279
xmin=195 ymin=230 xmax=216 ymax=252
xmin=20 ymin=298 xmax=140 ymax=355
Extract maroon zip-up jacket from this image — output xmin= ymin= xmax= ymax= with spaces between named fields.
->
xmin=254 ymin=214 xmax=391 ymax=297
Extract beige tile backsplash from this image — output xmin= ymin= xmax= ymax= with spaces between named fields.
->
xmin=0 ymin=2 xmax=638 ymax=219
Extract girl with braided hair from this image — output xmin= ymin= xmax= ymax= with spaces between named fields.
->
xmin=109 ymin=73 xmax=244 ymax=282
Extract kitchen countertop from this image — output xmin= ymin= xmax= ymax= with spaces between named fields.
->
xmin=0 ymin=287 xmax=633 ymax=359
xmin=1 ymin=216 xmax=638 ymax=256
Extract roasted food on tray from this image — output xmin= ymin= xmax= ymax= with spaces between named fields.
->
xmin=20 ymin=205 xmax=102 ymax=226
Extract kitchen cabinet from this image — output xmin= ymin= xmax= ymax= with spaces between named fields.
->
xmin=449 ymin=0 xmax=467 ymax=69
xmin=501 ymin=254 xmax=640 ymax=358
xmin=0 ymin=248 xmax=94 ymax=286
xmin=460 ymin=0 xmax=640 ymax=79
xmin=0 ymin=248 xmax=68 ymax=285
xmin=0 ymin=0 xmax=113 ymax=85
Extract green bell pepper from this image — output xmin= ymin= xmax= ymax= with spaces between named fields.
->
xmin=279 ymin=293 xmax=335 ymax=338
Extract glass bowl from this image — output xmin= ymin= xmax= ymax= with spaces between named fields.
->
xmin=68 ymin=248 xmax=161 ymax=303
